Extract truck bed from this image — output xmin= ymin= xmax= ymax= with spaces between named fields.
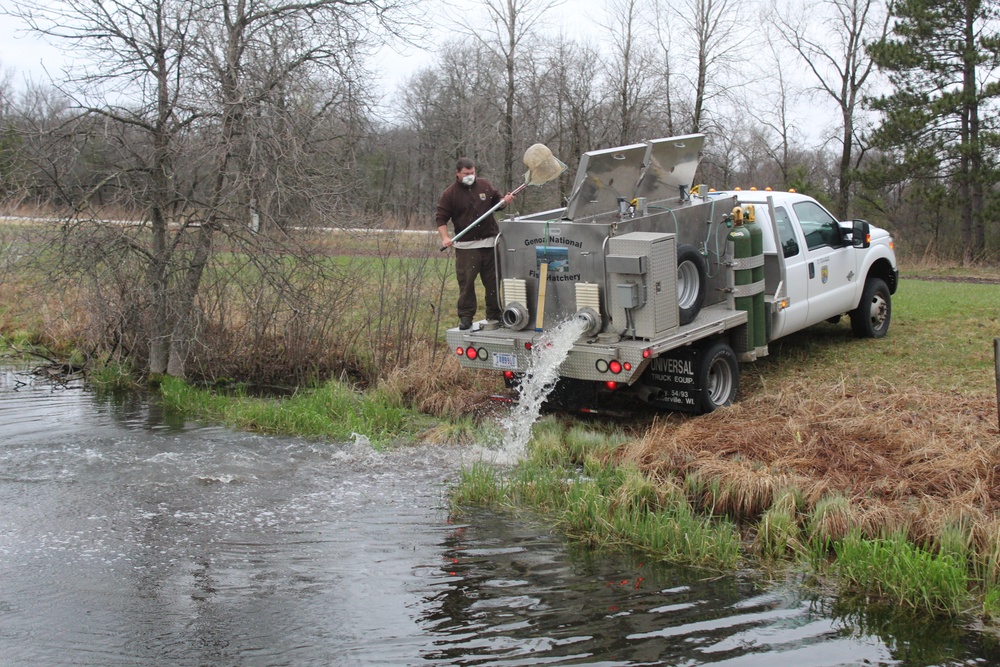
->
xmin=446 ymin=302 xmax=748 ymax=384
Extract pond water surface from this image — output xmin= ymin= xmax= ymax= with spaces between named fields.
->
xmin=1 ymin=368 xmax=998 ymax=666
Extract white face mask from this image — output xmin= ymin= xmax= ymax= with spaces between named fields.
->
xmin=461 ymin=174 xmax=476 ymax=186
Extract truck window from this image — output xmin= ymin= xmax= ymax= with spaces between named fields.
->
xmin=773 ymin=206 xmax=799 ymax=258
xmin=793 ymin=200 xmax=841 ymax=250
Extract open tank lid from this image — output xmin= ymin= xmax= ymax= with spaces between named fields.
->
xmin=563 ymin=134 xmax=705 ymax=221
xmin=635 ymin=134 xmax=705 ymax=202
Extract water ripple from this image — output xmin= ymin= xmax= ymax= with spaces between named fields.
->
xmin=0 ymin=371 xmax=997 ymax=665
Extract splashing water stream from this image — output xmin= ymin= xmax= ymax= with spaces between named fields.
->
xmin=499 ymin=316 xmax=590 ymax=457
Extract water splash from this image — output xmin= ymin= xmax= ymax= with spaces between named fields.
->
xmin=498 ymin=316 xmax=590 ymax=458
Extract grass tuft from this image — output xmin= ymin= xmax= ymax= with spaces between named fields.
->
xmin=453 ymin=427 xmax=741 ymax=571
xmin=755 ymin=488 xmax=805 ymax=560
xmin=808 ymin=494 xmax=856 ymax=553
xmin=835 ymin=530 xmax=970 ymax=616
xmin=157 ymin=375 xmax=426 ymax=448
xmin=88 ymin=357 xmax=140 ymax=391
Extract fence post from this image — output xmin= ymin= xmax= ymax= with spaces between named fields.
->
xmin=995 ymin=338 xmax=1000 ymax=433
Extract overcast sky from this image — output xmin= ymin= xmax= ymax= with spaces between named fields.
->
xmin=0 ymin=0 xmax=609 ymax=93
xmin=0 ymin=0 xmax=842 ymax=148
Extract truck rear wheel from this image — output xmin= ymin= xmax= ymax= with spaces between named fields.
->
xmin=677 ymin=244 xmax=707 ymax=325
xmin=850 ymin=277 xmax=891 ymax=339
xmin=697 ymin=340 xmax=739 ymax=412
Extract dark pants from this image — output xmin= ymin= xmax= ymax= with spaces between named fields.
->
xmin=455 ymin=246 xmax=501 ymax=321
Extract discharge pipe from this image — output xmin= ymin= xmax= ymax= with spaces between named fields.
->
xmin=576 ymin=308 xmax=602 ymax=336
xmin=502 ymin=302 xmax=531 ymax=331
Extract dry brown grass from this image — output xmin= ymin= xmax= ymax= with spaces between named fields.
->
xmin=377 ymin=347 xmax=508 ymax=418
xmin=617 ymin=376 xmax=1000 ymax=544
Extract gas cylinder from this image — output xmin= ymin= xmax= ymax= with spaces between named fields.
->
xmin=727 ymin=208 xmax=755 ymax=356
xmin=744 ymin=205 xmax=767 ymax=354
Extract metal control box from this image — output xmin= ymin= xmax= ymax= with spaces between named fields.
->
xmin=607 ymin=232 xmax=678 ymax=339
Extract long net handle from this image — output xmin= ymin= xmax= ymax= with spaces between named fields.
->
xmin=440 ymin=182 xmax=528 ymax=251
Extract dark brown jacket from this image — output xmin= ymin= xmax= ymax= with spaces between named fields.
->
xmin=435 ymin=178 xmax=503 ymax=241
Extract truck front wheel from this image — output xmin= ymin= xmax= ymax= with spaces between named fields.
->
xmin=697 ymin=340 xmax=739 ymax=412
xmin=850 ymin=277 xmax=891 ymax=339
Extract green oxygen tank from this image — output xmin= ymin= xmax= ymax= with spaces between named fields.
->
xmin=745 ymin=205 xmax=767 ymax=356
xmin=727 ymin=207 xmax=755 ymax=357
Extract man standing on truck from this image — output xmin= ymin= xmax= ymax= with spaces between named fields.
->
xmin=436 ymin=157 xmax=514 ymax=330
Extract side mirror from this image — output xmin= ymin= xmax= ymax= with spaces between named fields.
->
xmin=852 ymin=219 xmax=871 ymax=248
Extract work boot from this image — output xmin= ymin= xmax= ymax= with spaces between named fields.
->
xmin=459 ymin=317 xmax=473 ymax=330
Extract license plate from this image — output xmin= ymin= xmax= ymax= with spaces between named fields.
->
xmin=492 ymin=352 xmax=518 ymax=370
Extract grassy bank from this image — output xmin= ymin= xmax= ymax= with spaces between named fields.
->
xmin=451 ymin=414 xmax=994 ymax=619
xmin=155 ymin=374 xmax=443 ymax=449
xmin=449 ymin=277 xmax=1000 ymax=618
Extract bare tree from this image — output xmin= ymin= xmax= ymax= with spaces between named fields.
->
xmin=602 ymin=0 xmax=657 ymax=144
xmin=659 ymin=0 xmax=746 ymax=134
xmin=495 ymin=34 xmax=601 ymax=209
xmin=8 ymin=0 xmax=414 ymax=378
xmin=771 ymin=0 xmax=888 ymax=218
xmin=651 ymin=11 xmax=679 ymax=137
xmin=746 ymin=37 xmax=803 ymax=186
xmin=460 ymin=0 xmax=562 ymax=191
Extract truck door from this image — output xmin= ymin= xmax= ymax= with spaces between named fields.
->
xmin=791 ymin=200 xmax=857 ymax=325
xmin=769 ymin=205 xmax=809 ymax=337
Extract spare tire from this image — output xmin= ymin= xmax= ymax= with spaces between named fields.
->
xmin=676 ymin=244 xmax=707 ymax=325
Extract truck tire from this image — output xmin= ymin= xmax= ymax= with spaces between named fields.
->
xmin=850 ymin=277 xmax=891 ymax=339
xmin=697 ymin=340 xmax=739 ymax=413
xmin=677 ymin=244 xmax=707 ymax=325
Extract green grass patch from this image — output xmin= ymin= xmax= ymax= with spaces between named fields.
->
xmin=452 ymin=428 xmax=741 ymax=571
xmin=88 ymin=357 xmax=140 ymax=391
xmin=157 ymin=375 xmax=430 ymax=448
xmin=753 ymin=279 xmax=1000 ymax=395
xmin=834 ymin=530 xmax=970 ymax=616
xmin=755 ymin=488 xmax=805 ymax=560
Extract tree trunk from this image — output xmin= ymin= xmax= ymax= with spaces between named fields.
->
xmin=148 ymin=206 xmax=170 ymax=375
xmin=837 ymin=114 xmax=853 ymax=220
xmin=166 ymin=222 xmax=214 ymax=378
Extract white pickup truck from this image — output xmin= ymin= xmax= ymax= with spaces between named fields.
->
xmin=445 ymin=134 xmax=898 ymax=413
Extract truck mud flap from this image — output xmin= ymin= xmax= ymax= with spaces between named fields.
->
xmin=636 ymin=346 xmax=705 ymax=412
xmin=635 ymin=340 xmax=739 ymax=413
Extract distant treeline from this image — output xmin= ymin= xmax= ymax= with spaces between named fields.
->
xmin=0 ymin=0 xmax=997 ymax=382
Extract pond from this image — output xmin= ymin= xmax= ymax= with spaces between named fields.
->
xmin=1 ymin=367 xmax=998 ymax=666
